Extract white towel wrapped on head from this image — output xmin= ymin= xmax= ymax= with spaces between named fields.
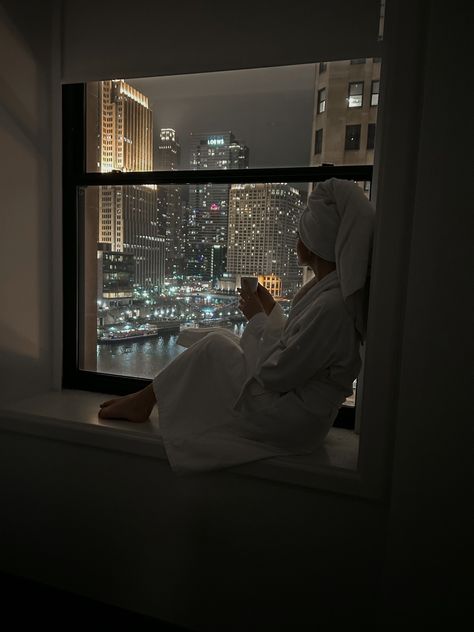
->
xmin=297 ymin=178 xmax=375 ymax=343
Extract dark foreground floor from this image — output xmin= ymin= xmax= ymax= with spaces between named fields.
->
xmin=0 ymin=570 xmax=190 ymax=629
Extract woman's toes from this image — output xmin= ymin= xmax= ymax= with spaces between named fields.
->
xmin=97 ymin=399 xmax=151 ymax=423
xmin=98 ymin=405 xmax=115 ymax=419
xmin=100 ymin=398 xmax=117 ymax=408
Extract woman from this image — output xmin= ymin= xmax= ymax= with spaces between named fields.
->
xmin=98 ymin=178 xmax=375 ymax=474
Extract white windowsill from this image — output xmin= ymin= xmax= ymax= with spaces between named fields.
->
xmin=0 ymin=389 xmax=361 ymax=495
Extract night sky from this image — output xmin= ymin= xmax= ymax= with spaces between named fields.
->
xmin=128 ymin=63 xmax=317 ymax=172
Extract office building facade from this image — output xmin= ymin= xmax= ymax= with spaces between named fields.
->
xmin=88 ymin=80 xmax=166 ymax=291
xmin=227 ymin=183 xmax=303 ymax=296
xmin=187 ymin=131 xmax=249 ymax=279
xmin=311 ymin=58 xmax=380 ymax=169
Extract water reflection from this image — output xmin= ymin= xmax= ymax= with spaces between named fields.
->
xmin=97 ymin=323 xmax=245 ymax=379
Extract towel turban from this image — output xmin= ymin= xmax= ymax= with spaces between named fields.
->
xmin=297 ymin=178 xmax=375 ymax=343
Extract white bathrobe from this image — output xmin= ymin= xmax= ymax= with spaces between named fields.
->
xmin=152 ymin=270 xmax=362 ymax=474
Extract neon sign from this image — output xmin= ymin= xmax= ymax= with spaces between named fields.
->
xmin=208 ymin=137 xmax=225 ymax=146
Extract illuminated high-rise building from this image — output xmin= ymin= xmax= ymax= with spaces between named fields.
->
xmin=227 ymin=183 xmax=303 ymax=296
xmin=89 ymin=79 xmax=166 ymax=290
xmin=156 ymin=128 xmax=181 ymax=170
xmin=187 ymin=131 xmax=249 ymax=279
xmin=98 ymin=80 xmax=153 ymax=172
xmin=156 ymin=129 xmax=186 ymax=277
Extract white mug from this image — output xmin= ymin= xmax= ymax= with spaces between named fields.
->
xmin=241 ymin=276 xmax=258 ymax=293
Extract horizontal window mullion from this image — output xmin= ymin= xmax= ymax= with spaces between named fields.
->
xmin=63 ymin=369 xmax=151 ymax=395
xmin=74 ymin=165 xmax=373 ymax=187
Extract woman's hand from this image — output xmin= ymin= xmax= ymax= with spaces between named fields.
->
xmin=256 ymin=283 xmax=276 ymax=315
xmin=237 ymin=287 xmax=265 ymax=321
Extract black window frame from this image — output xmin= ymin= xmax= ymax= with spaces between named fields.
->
xmin=63 ymin=83 xmax=373 ymax=430
xmin=314 ymin=128 xmax=323 ymax=154
xmin=371 ymin=79 xmax=380 ymax=106
xmin=345 ymin=124 xmax=362 ymax=150
xmin=348 ymin=81 xmax=364 ymax=108
xmin=367 ymin=123 xmax=376 ymax=150
xmin=317 ymin=87 xmax=327 ymax=114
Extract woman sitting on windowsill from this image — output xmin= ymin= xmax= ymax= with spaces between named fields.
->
xmin=98 ymin=178 xmax=375 ymax=475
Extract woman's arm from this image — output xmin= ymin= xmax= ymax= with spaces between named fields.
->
xmin=253 ymin=300 xmax=356 ymax=393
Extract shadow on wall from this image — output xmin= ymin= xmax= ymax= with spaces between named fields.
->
xmin=0 ymin=2 xmax=54 ymax=402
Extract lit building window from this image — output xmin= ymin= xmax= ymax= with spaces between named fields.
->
xmin=317 ymin=87 xmax=326 ymax=114
xmin=348 ymin=81 xmax=364 ymax=108
xmin=371 ymin=80 xmax=380 ymax=106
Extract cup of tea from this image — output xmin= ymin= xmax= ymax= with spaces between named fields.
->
xmin=241 ymin=276 xmax=258 ymax=293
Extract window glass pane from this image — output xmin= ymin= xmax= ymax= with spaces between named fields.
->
xmin=317 ymin=87 xmax=327 ymax=114
xmin=87 ymin=58 xmax=381 ymax=173
xmin=314 ymin=128 xmax=323 ymax=154
xmin=87 ymin=64 xmax=323 ymax=172
xmin=345 ymin=124 xmax=361 ymax=150
xmin=348 ymin=81 xmax=364 ymax=108
xmin=80 ymin=56 xmax=382 ymax=391
xmin=367 ymin=123 xmax=376 ymax=150
xmin=371 ymin=80 xmax=380 ymax=106
xmin=79 ymin=183 xmax=309 ymax=377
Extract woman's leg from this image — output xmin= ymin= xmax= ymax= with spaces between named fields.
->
xmin=98 ymin=383 xmax=156 ymax=423
xmin=98 ymin=331 xmax=243 ymax=423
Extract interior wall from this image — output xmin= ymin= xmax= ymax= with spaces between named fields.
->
xmin=382 ymin=1 xmax=472 ymax=620
xmin=0 ymin=430 xmax=387 ymax=629
xmin=0 ymin=1 xmax=54 ymax=404
xmin=62 ymin=0 xmax=382 ymax=82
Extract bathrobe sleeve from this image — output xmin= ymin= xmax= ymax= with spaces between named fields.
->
xmin=253 ymin=296 xmax=355 ymax=393
xmin=239 ymin=303 xmax=288 ymax=376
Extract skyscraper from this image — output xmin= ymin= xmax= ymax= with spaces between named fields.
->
xmin=227 ymin=183 xmax=303 ymax=296
xmin=156 ymin=129 xmax=187 ymax=277
xmin=90 ymin=80 xmax=166 ymax=291
xmin=187 ymin=131 xmax=249 ymax=279
xmin=156 ymin=128 xmax=181 ymax=170
xmin=98 ymin=80 xmax=153 ymax=173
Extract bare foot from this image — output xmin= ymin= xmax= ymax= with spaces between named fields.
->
xmin=98 ymin=386 xmax=156 ymax=423
xmin=99 ymin=394 xmax=133 ymax=408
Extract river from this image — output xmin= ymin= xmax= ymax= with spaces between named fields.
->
xmin=97 ymin=323 xmax=246 ymax=379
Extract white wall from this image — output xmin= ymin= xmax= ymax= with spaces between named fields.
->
xmin=0 ymin=0 xmax=471 ymax=628
xmin=0 ymin=1 xmax=56 ymax=404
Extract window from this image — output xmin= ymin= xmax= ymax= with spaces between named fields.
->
xmin=319 ymin=62 xmax=327 ymax=73
xmin=371 ymin=80 xmax=380 ymax=106
xmin=345 ymin=124 xmax=361 ymax=150
xmin=350 ymin=58 xmax=366 ymax=64
xmin=367 ymin=123 xmax=376 ymax=150
xmin=317 ymin=87 xmax=326 ymax=114
xmin=314 ymin=128 xmax=323 ymax=154
xmin=63 ymin=62 xmax=374 ymax=428
xmin=348 ymin=81 xmax=364 ymax=108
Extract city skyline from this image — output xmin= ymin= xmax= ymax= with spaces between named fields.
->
xmin=127 ymin=63 xmax=317 ymax=170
